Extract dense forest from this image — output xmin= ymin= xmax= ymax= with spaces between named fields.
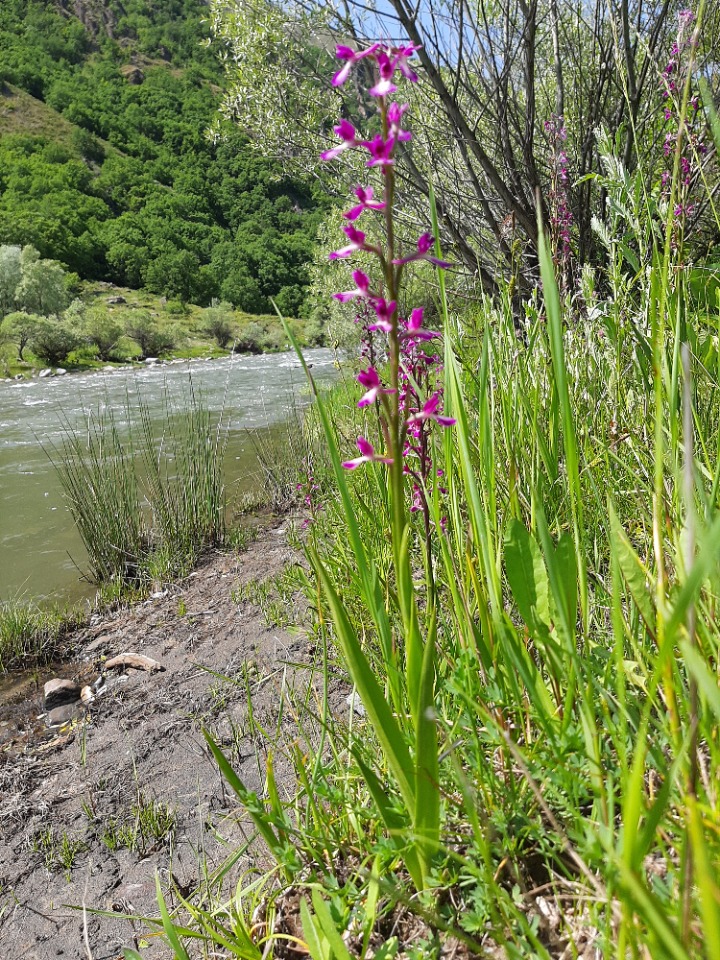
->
xmin=0 ymin=0 xmax=328 ymax=314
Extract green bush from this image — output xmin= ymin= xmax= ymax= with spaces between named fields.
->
xmin=82 ymin=306 xmax=125 ymax=361
xmin=28 ymin=317 xmax=81 ymax=365
xmin=124 ymin=309 xmax=177 ymax=358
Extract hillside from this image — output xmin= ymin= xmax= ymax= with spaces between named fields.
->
xmin=0 ymin=0 xmax=327 ymax=315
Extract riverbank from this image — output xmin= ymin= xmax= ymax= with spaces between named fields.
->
xmin=0 ymin=282 xmax=325 ymax=382
xmin=0 ymin=519 xmax=343 ymax=959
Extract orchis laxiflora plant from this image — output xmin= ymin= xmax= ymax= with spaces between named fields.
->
xmin=318 ymin=42 xmax=454 ymax=889
xmin=322 ymin=41 xmax=454 ymax=559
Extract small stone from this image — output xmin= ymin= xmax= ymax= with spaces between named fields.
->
xmin=46 ymin=704 xmax=77 ymax=728
xmin=43 ymin=678 xmax=82 ymax=710
xmin=80 ymin=685 xmax=95 ymax=705
xmin=55 ymin=368 xmax=67 ymax=376
xmin=39 ymin=368 xmax=53 ymax=378
xmin=144 ymin=357 xmax=158 ymax=365
xmin=106 ymin=295 xmax=126 ymax=304
xmin=104 ymin=653 xmax=165 ymax=673
xmin=346 ymin=691 xmax=366 ymax=717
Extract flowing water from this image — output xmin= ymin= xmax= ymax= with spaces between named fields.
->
xmin=0 ymin=349 xmax=339 ymax=605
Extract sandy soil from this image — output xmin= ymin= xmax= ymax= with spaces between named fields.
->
xmin=0 ymin=521 xmax=342 ymax=960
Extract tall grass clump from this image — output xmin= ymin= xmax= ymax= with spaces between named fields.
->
xmin=0 ymin=600 xmax=82 ymax=672
xmin=54 ymin=381 xmax=226 ymax=590
xmin=148 ymin=15 xmax=720 ymax=960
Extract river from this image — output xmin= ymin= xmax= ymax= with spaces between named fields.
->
xmin=0 ymin=349 xmax=339 ymax=605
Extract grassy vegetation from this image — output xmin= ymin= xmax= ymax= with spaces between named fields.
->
xmin=0 ymin=601 xmax=83 ymax=673
xmin=52 ymin=381 xmax=227 ymax=589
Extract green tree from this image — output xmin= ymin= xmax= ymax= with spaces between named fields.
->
xmin=15 ymin=248 xmax=69 ymax=317
xmin=202 ymin=300 xmax=235 ymax=348
xmin=28 ymin=317 xmax=81 ymax=366
xmin=124 ymin=310 xmax=176 ymax=358
xmin=82 ymin=306 xmax=125 ymax=361
xmin=1 ymin=310 xmax=43 ymax=360
xmin=0 ymin=245 xmax=22 ymax=316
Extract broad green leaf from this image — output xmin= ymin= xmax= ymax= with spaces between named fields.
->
xmin=352 ymin=750 xmax=423 ymax=889
xmin=687 ymin=795 xmax=720 ymax=953
xmin=681 ymin=643 xmax=720 ymax=721
xmin=202 ymin=730 xmax=282 ymax=860
xmin=311 ymin=549 xmax=415 ymax=812
xmin=414 ymin=617 xmax=440 ymax=869
xmin=504 ymin=519 xmax=550 ymax=630
xmin=373 ymin=939 xmax=399 ymax=960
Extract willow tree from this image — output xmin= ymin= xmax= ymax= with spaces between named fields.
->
xmin=210 ymin=0 xmax=719 ymax=292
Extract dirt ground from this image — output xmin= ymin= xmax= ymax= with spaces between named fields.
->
xmin=0 ymin=520 xmax=344 ymax=960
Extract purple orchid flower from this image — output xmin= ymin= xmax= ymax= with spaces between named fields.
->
xmin=357 ymin=366 xmax=396 ymax=407
xmin=332 ymin=43 xmax=381 ymax=87
xmin=333 ymin=270 xmax=375 ymax=302
xmin=387 ymin=102 xmax=412 ymax=142
xmin=342 ymin=436 xmax=394 ymax=470
xmin=367 ymin=297 xmax=397 ymax=333
xmin=391 ymin=43 xmax=421 ymax=82
xmin=393 ymin=232 xmax=451 ymax=268
xmin=329 ymin=225 xmax=370 ymax=260
xmin=343 ymin=185 xmax=386 ymax=221
xmin=321 ymin=120 xmax=361 ymax=161
xmin=399 ymin=307 xmax=440 ymax=341
xmin=406 ymin=392 xmax=456 ymax=427
xmin=364 ymin=134 xmax=395 ymax=167
xmin=369 ymin=51 xmax=398 ymax=98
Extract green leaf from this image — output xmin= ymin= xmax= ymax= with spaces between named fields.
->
xmin=608 ymin=503 xmax=655 ymax=635
xmin=414 ymin=618 xmax=440 ymax=869
xmin=681 ymin=643 xmax=720 ymax=721
xmin=122 ymin=951 xmax=144 ymax=960
xmin=373 ymin=939 xmax=399 ymax=960
xmin=155 ymin=873 xmax=191 ymax=960
xmin=352 ymin=750 xmax=424 ymax=889
xmin=687 ymin=795 xmax=720 ymax=952
xmin=300 ymin=897 xmax=330 ymax=960
xmin=310 ymin=549 xmax=415 ymax=813
xmin=202 ymin=730 xmax=282 ymax=860
xmin=311 ymin=889 xmax=354 ymax=960
xmin=504 ymin=519 xmax=551 ymax=630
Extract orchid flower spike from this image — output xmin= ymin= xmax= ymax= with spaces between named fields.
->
xmin=343 ymin=185 xmax=386 ymax=221
xmin=399 ymin=307 xmax=441 ymax=341
xmin=342 ymin=436 xmax=394 ymax=470
xmin=332 ymin=43 xmax=381 ymax=87
xmin=357 ymin=366 xmax=396 ymax=407
xmin=406 ymin=392 xmax=456 ymax=427
xmin=333 ymin=270 xmax=375 ymax=303
xmin=393 ymin=232 xmax=451 ymax=268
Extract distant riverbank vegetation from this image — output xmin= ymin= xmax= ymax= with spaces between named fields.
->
xmin=0 ymin=243 xmax=324 ymax=376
